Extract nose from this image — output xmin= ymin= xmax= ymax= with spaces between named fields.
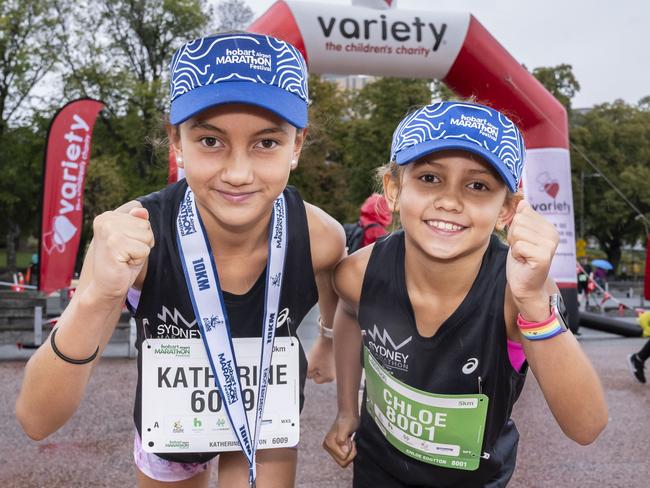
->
xmin=432 ymin=184 xmax=463 ymax=213
xmin=219 ymin=150 xmax=254 ymax=187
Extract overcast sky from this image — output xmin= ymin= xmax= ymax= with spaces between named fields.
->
xmin=241 ymin=0 xmax=649 ymax=108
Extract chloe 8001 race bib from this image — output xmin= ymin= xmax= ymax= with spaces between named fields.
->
xmin=141 ymin=337 xmax=299 ymax=453
xmin=364 ymin=347 xmax=488 ymax=471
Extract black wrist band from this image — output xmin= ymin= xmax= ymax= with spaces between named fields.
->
xmin=50 ymin=328 xmax=99 ymax=365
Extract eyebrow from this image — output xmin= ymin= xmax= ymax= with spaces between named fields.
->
xmin=188 ymin=122 xmax=289 ymax=136
xmin=466 ymin=168 xmax=496 ymax=176
xmin=417 ymin=160 xmax=497 ymax=177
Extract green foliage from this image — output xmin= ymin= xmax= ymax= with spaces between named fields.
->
xmin=570 ymin=100 xmax=650 ymax=270
xmin=341 ymin=77 xmax=431 ymax=218
xmin=55 ymin=0 xmax=212 ymax=197
xmin=0 ymin=0 xmax=62 ymax=130
xmin=0 ymin=123 xmax=48 ymax=269
xmin=289 ymin=75 xmax=353 ymax=221
xmin=0 ymin=0 xmax=62 ymax=270
xmin=532 ymin=64 xmax=581 ymax=111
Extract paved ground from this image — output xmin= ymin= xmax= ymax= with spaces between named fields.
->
xmin=2 ymin=311 xmax=649 ymax=487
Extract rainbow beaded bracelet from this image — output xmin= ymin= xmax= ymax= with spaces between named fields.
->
xmin=516 ymin=313 xmax=567 ymax=340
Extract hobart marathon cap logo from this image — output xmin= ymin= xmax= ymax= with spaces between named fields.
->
xmin=449 ymin=114 xmax=499 ymax=142
xmin=216 ymin=47 xmax=273 ymax=72
xmin=367 ymin=324 xmax=411 ymax=371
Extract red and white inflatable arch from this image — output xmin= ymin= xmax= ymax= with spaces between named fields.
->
xmin=249 ymin=0 xmax=579 ymax=326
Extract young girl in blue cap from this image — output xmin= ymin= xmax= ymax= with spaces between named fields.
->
xmin=323 ymin=101 xmax=608 ymax=487
xmin=17 ymin=33 xmax=344 ymax=487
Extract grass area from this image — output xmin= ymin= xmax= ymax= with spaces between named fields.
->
xmin=0 ymin=250 xmax=34 ymax=270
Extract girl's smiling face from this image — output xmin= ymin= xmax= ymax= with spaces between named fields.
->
xmin=172 ymin=103 xmax=305 ymax=230
xmin=385 ymin=149 xmax=516 ymax=261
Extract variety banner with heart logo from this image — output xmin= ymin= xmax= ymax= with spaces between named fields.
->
xmin=39 ymin=98 xmax=105 ymax=294
xmin=522 ymin=148 xmax=577 ymax=286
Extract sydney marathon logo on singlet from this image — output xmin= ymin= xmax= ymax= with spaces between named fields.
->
xmin=366 ymin=324 xmax=412 ymax=371
xmin=145 ymin=306 xmax=292 ymax=339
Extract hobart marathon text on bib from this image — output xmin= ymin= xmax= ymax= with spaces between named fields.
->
xmin=142 ymin=337 xmax=299 ymax=453
xmin=364 ymin=347 xmax=488 ymax=471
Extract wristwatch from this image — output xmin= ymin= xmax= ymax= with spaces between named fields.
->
xmin=550 ymin=293 xmax=569 ymax=332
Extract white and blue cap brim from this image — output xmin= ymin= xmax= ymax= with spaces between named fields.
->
xmin=170 ymin=82 xmax=308 ymax=128
xmin=395 ymin=139 xmax=518 ymax=193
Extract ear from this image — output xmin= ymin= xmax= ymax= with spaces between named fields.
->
xmin=291 ymin=128 xmax=308 ymax=168
xmin=383 ymin=172 xmax=400 ymax=213
xmin=495 ymin=193 xmax=519 ymax=231
xmin=166 ymin=124 xmax=183 ymax=167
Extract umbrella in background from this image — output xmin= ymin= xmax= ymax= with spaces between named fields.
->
xmin=591 ymin=259 xmax=613 ymax=270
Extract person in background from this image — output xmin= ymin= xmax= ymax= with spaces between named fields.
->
xmin=628 ymin=311 xmax=650 ymax=384
xmin=343 ymin=194 xmax=392 ymax=254
xmin=359 ymin=193 xmax=392 ymax=247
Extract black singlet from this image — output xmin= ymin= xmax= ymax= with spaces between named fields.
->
xmin=129 ymin=180 xmax=318 ymax=463
xmin=355 ymin=231 xmax=527 ymax=488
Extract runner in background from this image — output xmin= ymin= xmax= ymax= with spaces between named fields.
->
xmin=16 ymin=32 xmax=344 ymax=488
xmin=323 ymin=101 xmax=607 ymax=487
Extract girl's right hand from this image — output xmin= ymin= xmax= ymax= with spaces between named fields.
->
xmin=322 ymin=413 xmax=360 ymax=468
xmin=89 ymin=206 xmax=154 ymax=301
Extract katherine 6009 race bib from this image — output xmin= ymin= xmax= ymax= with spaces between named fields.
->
xmin=141 ymin=337 xmax=299 ymax=453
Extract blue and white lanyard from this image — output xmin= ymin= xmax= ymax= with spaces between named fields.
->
xmin=176 ymin=187 xmax=287 ymax=487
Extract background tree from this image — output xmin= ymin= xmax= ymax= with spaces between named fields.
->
xmin=0 ymin=0 xmax=63 ymax=271
xmin=532 ymin=63 xmax=581 ymax=112
xmin=288 ymin=75 xmax=352 ymax=221
xmin=341 ymin=77 xmax=432 ymax=218
xmin=54 ymin=0 xmax=212 ymax=198
xmin=216 ymin=0 xmax=253 ymax=32
xmin=570 ymin=100 xmax=650 ymax=271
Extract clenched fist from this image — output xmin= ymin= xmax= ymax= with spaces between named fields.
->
xmin=90 ymin=206 xmax=155 ymax=300
xmin=506 ymin=200 xmax=559 ymax=315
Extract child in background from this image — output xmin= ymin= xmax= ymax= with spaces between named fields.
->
xmin=17 ymin=32 xmax=344 ymax=488
xmin=324 ymin=101 xmax=607 ymax=487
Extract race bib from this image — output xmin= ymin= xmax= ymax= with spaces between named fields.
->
xmin=141 ymin=337 xmax=300 ymax=453
xmin=364 ymin=347 xmax=488 ymax=471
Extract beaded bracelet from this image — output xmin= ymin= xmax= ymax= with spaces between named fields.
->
xmin=50 ymin=328 xmax=100 ymax=365
xmin=516 ymin=313 xmax=567 ymax=341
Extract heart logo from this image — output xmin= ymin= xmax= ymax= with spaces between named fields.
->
xmin=543 ymin=182 xmax=559 ymax=198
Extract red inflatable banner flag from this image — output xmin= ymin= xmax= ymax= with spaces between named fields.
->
xmin=39 ymin=98 xmax=105 ymax=294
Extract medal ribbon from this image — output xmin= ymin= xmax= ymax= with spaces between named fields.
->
xmin=176 ymin=187 xmax=287 ymax=486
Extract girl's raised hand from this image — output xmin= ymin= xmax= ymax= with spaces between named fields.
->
xmin=506 ymin=200 xmax=559 ymax=311
xmin=89 ymin=206 xmax=155 ymax=301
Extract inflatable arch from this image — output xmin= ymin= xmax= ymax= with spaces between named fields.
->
xmin=249 ymin=0 xmax=579 ymax=328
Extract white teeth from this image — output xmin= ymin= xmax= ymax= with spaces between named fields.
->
xmin=427 ymin=220 xmax=463 ymax=231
